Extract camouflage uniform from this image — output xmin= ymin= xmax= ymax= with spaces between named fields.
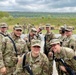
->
xmin=58 ymin=26 xmax=66 ymax=46
xmin=0 ymin=23 xmax=9 ymax=34
xmin=22 ymin=24 xmax=26 ymax=34
xmin=0 ymin=23 xmax=10 ymax=43
xmin=48 ymin=39 xmax=76 ymax=75
xmin=27 ymin=24 xmax=34 ymax=33
xmin=62 ymin=26 xmax=76 ymax=52
xmin=25 ymin=28 xmax=39 ymax=51
xmin=44 ymin=24 xmax=55 ymax=56
xmin=13 ymin=39 xmax=49 ymax=75
xmin=0 ymin=25 xmax=28 ymax=75
xmin=36 ymin=27 xmax=43 ymax=41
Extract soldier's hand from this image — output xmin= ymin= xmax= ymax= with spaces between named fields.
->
xmin=60 ymin=65 xmax=67 ymax=72
xmin=0 ymin=67 xmax=7 ymax=74
xmin=17 ymin=55 xmax=22 ymax=64
xmin=24 ymin=37 xmax=28 ymax=41
xmin=48 ymin=51 xmax=53 ymax=57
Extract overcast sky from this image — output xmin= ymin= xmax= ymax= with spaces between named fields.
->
xmin=0 ymin=0 xmax=76 ymax=12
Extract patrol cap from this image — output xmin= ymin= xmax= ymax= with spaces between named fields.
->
xmin=46 ymin=24 xmax=50 ymax=28
xmin=13 ymin=25 xmax=22 ymax=30
xmin=59 ymin=26 xmax=65 ymax=30
xmin=31 ymin=28 xmax=37 ymax=34
xmin=0 ymin=23 xmax=8 ymax=28
xmin=65 ymin=26 xmax=73 ymax=31
xmin=39 ymin=27 xmax=43 ymax=30
xmin=50 ymin=39 xmax=60 ymax=45
xmin=31 ymin=39 xmax=41 ymax=47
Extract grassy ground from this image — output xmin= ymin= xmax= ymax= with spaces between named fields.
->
xmin=1 ymin=17 xmax=76 ymax=27
xmin=1 ymin=16 xmax=76 ymax=34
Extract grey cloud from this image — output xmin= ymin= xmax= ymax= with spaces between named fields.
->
xmin=0 ymin=0 xmax=76 ymax=12
xmin=15 ymin=0 xmax=76 ymax=8
xmin=45 ymin=0 xmax=76 ymax=10
xmin=0 ymin=0 xmax=5 ymax=2
xmin=15 ymin=0 xmax=54 ymax=5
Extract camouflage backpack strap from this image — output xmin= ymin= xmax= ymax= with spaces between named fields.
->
xmin=22 ymin=53 xmax=34 ymax=75
xmin=6 ymin=35 xmax=18 ymax=57
xmin=44 ymin=35 xmax=48 ymax=56
xmin=28 ymin=34 xmax=31 ymax=42
xmin=0 ymin=32 xmax=6 ymax=37
xmin=22 ymin=54 xmax=26 ymax=70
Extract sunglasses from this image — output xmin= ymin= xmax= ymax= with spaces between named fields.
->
xmin=65 ymin=30 xmax=71 ymax=32
xmin=1 ymin=27 xmax=7 ymax=28
xmin=16 ymin=30 xmax=22 ymax=32
xmin=33 ymin=46 xmax=40 ymax=48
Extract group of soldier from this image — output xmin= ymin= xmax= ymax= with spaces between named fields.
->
xmin=0 ymin=22 xmax=76 ymax=75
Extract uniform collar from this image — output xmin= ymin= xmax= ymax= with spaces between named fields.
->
xmin=29 ymin=52 xmax=40 ymax=63
xmin=11 ymin=32 xmax=20 ymax=41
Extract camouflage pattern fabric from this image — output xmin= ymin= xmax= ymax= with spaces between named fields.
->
xmin=0 ymin=32 xmax=28 ymax=74
xmin=26 ymin=34 xmax=40 ymax=51
xmin=58 ymin=35 xmax=66 ymax=46
xmin=13 ymin=52 xmax=49 ymax=75
xmin=36 ymin=33 xmax=42 ymax=40
xmin=49 ymin=47 xmax=76 ymax=75
xmin=62 ymin=35 xmax=76 ymax=52
xmin=44 ymin=32 xmax=55 ymax=56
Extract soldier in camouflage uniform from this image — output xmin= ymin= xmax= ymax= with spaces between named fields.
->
xmin=13 ymin=39 xmax=49 ymax=75
xmin=36 ymin=27 xmax=43 ymax=40
xmin=24 ymin=28 xmax=38 ymax=51
xmin=27 ymin=24 xmax=33 ymax=33
xmin=0 ymin=23 xmax=10 ymax=43
xmin=37 ymin=27 xmax=43 ymax=34
xmin=44 ymin=24 xmax=55 ymax=56
xmin=0 ymin=25 xmax=28 ymax=75
xmin=62 ymin=26 xmax=76 ymax=53
xmin=0 ymin=23 xmax=10 ymax=56
xmin=22 ymin=23 xmax=26 ymax=34
xmin=0 ymin=22 xmax=9 ymax=35
xmin=58 ymin=26 xmax=66 ymax=46
xmin=48 ymin=39 xmax=76 ymax=75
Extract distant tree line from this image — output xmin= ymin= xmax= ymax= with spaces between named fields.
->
xmin=0 ymin=11 xmax=10 ymax=18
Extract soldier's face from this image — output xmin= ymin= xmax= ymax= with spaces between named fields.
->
xmin=0 ymin=27 xmax=7 ymax=33
xmin=65 ymin=31 xmax=72 ymax=36
xmin=14 ymin=29 xmax=22 ymax=37
xmin=31 ymin=46 xmax=41 ymax=57
xmin=46 ymin=27 xmax=50 ymax=30
xmin=51 ymin=44 xmax=60 ymax=53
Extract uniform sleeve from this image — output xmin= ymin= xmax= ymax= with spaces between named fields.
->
xmin=65 ymin=48 xmax=76 ymax=71
xmin=0 ymin=41 xmax=5 ymax=69
xmin=23 ymin=42 xmax=29 ymax=53
xmin=0 ymin=51 xmax=5 ymax=69
xmin=69 ymin=39 xmax=76 ymax=52
xmin=48 ymin=51 xmax=54 ymax=75
xmin=13 ymin=55 xmax=24 ymax=75
xmin=42 ymin=55 xmax=50 ymax=75
xmin=51 ymin=32 xmax=56 ymax=39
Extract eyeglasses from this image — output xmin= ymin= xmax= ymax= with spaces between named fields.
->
xmin=33 ymin=46 xmax=40 ymax=48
